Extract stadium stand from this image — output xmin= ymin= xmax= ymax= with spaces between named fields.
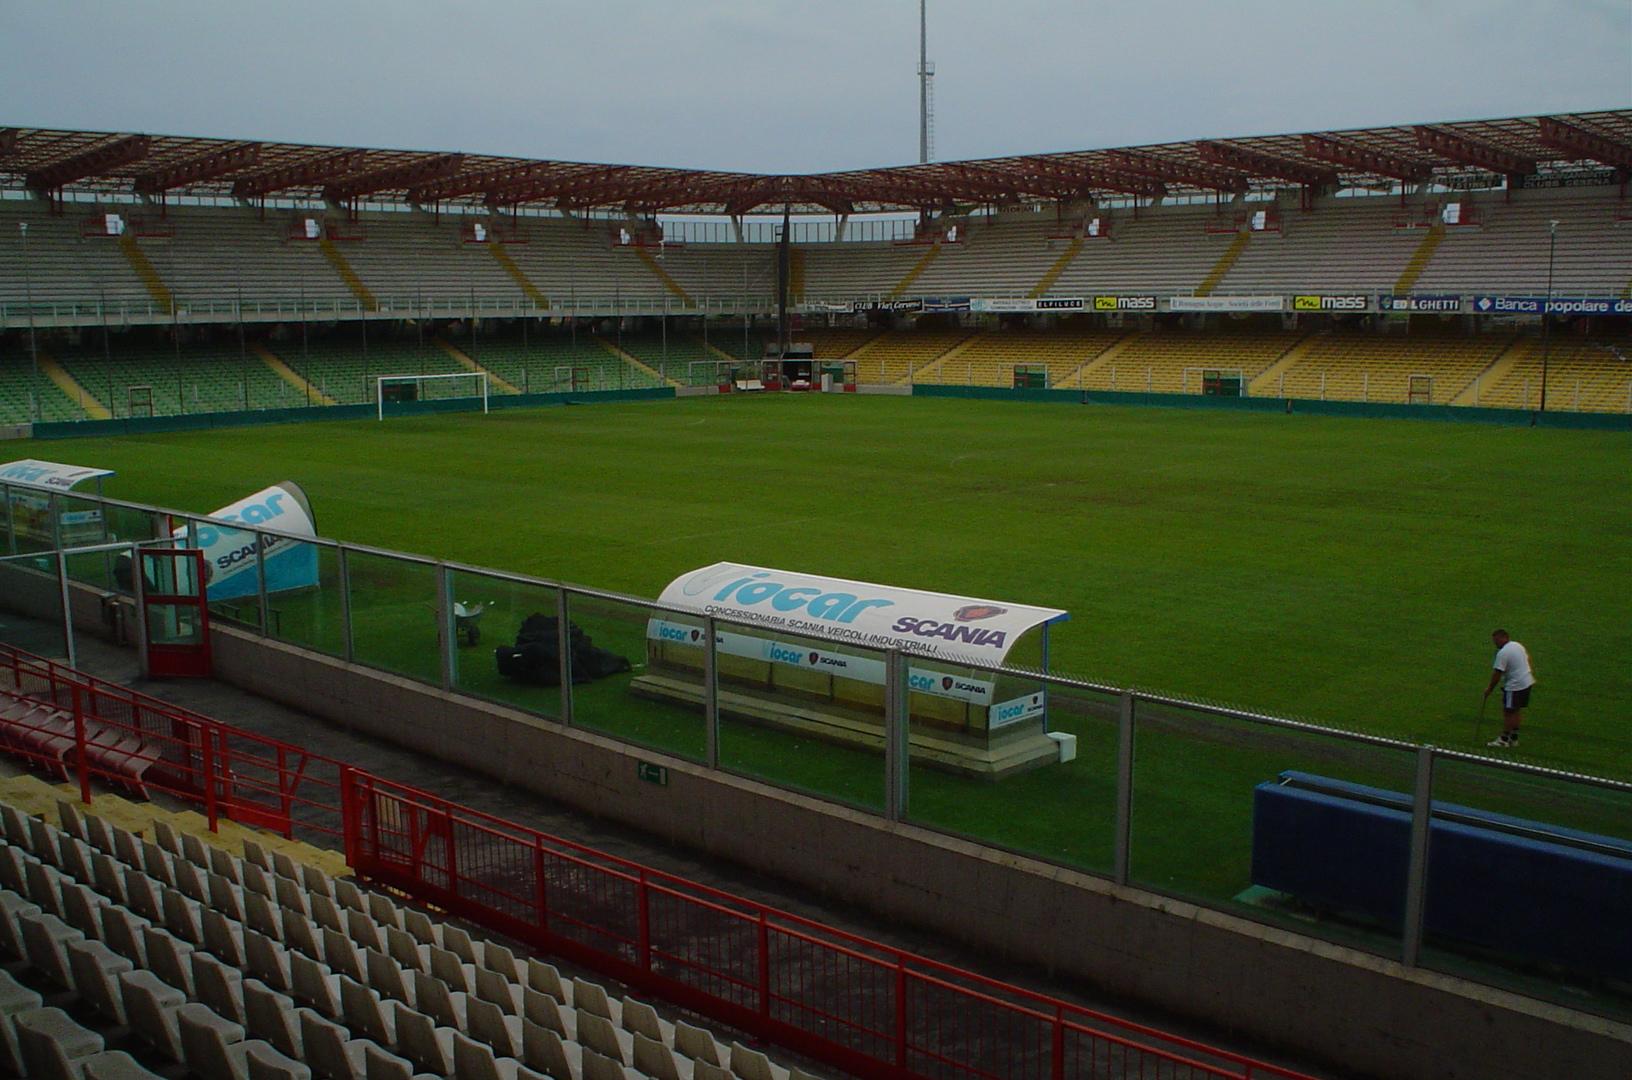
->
xmin=2 ymin=113 xmax=1631 ymax=425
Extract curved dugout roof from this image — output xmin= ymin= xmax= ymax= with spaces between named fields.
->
xmin=0 ymin=109 xmax=1628 ymax=215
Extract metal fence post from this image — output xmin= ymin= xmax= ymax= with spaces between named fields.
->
xmin=3 ymin=483 xmax=15 ymax=555
xmin=1402 ymin=745 xmax=1436 ymax=966
xmin=435 ymin=563 xmax=454 ymax=692
xmin=1114 ymin=692 xmax=1135 ymax=885
xmin=703 ymin=615 xmax=719 ymax=769
xmin=255 ymin=532 xmax=269 ymax=636
xmin=336 ymin=546 xmax=355 ymax=663
xmin=131 ymin=544 xmax=148 ymax=675
xmin=557 ymin=588 xmax=573 ymax=726
xmin=55 ymin=549 xmax=77 ymax=669
xmin=49 ymin=492 xmax=62 ymax=552
xmin=884 ymin=649 xmax=909 ymax=822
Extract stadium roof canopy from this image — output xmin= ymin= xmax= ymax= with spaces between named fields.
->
xmin=1 ymin=110 xmax=1628 ymax=216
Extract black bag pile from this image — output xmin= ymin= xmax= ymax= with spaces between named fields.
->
xmin=495 ymin=613 xmax=632 ymax=686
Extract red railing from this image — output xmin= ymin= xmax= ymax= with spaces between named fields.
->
xmin=0 ymin=643 xmax=1316 ymax=1080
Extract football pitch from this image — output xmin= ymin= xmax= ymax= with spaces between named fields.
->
xmin=56 ymin=393 xmax=1631 ymax=780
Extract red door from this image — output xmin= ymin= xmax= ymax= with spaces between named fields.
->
xmin=140 ymin=548 xmax=212 ymax=678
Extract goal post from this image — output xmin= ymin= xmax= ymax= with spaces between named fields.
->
xmin=376 ymin=372 xmax=489 ymax=420
xmin=1184 ymin=367 xmax=1246 ymax=396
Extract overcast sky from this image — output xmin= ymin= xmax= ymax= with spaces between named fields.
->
xmin=2 ymin=1 xmax=1627 ymax=174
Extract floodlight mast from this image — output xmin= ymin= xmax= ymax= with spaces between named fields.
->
xmin=919 ymin=0 xmax=932 ymax=164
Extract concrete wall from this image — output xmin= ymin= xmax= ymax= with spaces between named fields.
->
xmin=204 ymin=624 xmax=1632 ymax=1080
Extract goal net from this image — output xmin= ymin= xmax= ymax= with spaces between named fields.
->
xmin=376 ymin=372 xmax=489 ymax=420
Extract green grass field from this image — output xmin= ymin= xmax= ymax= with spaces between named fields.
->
xmin=17 ymin=393 xmax=1632 ymax=1010
xmin=47 ymin=394 xmax=1631 ymax=777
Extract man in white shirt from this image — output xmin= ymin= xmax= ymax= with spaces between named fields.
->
xmin=1482 ymin=629 xmax=1535 ymax=748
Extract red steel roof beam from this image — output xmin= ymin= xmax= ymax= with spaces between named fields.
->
xmin=26 ymin=134 xmax=151 ymax=191
xmin=133 ymin=142 xmax=262 ymax=195
xmin=232 ymin=150 xmax=366 ymax=199
xmin=1413 ymin=126 xmax=1535 ymax=176
xmin=1106 ymin=150 xmax=1249 ymax=192
xmin=1195 ymin=140 xmax=1336 ymax=188
xmin=408 ymin=161 xmax=563 ymax=203
xmin=1537 ymin=116 xmax=1632 ymax=172
xmin=326 ymin=153 xmax=465 ymax=202
xmin=1300 ymin=134 xmax=1433 ymax=182
xmin=487 ymin=165 xmax=638 ymax=207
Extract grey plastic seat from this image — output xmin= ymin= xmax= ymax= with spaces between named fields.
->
xmin=391 ymin=1004 xmax=456 ymax=1076
xmin=242 ymin=838 xmax=273 ymax=873
xmin=89 ymin=851 xmax=127 ymax=904
xmin=174 ymin=857 xmax=210 ymax=904
xmin=300 ymin=864 xmax=334 ymax=900
xmin=0 ymin=967 xmax=45 ymax=1077
xmin=20 ymin=910 xmax=84 ymax=990
xmin=140 ymin=841 xmax=175 ymax=887
xmin=245 ymin=890 xmax=283 ymax=939
xmin=81 ymin=814 xmax=115 ymax=856
xmin=453 ymin=1030 xmax=553 ymax=1080
xmin=152 ymin=819 xmax=183 ymax=857
xmin=520 ymin=1017 xmax=578 ymax=1080
xmin=290 ymin=950 xmax=343 ymax=1019
xmin=242 ymin=978 xmax=303 ymax=1060
xmin=67 ymin=938 xmax=134 ymax=1025
xmin=310 ymin=893 xmax=346 ymax=935
xmin=178 ymin=1000 xmax=271 ymax=1080
xmin=692 ymin=1062 xmax=731 ymax=1080
xmin=82 ymin=1049 xmax=170 ymax=1078
xmin=0 ymin=889 xmax=42 ymax=960
xmin=245 ymin=930 xmax=292 ymax=992
xmin=410 ymin=968 xmax=467 ymax=1030
xmin=242 ymin=861 xmax=275 ymax=901
xmin=204 ymin=907 xmax=248 ymax=968
xmin=578 ymin=1009 xmax=632 ymax=1064
xmin=15 ymin=1005 xmax=105 ymax=1079
xmin=364 ymin=893 xmax=399 ymax=932
xmin=282 ymin=911 xmax=321 ymax=960
xmin=582 ymin=1046 xmax=637 ymax=1080
xmin=465 ymin=993 xmax=523 ymax=1058
xmin=245 ymin=1039 xmax=315 ymax=1080
xmin=728 ymin=1041 xmax=778 ymax=1080
xmin=438 ymin=923 xmax=481 ymax=966
xmin=472 ymin=965 xmax=522 ymax=1015
xmin=195 ymin=951 xmax=248 ymax=1025
xmin=270 ymin=851 xmax=301 ymax=884
xmin=112 ymin=827 xmax=144 ymax=871
xmin=620 ymin=996 xmax=669 ymax=1044
xmin=56 ymin=834 xmax=94 ymax=884
xmin=24 ymin=859 xmax=65 ymax=915
xmin=674 ymin=1020 xmax=723 ymax=1066
xmin=179 ymin=830 xmax=212 ymax=870
xmin=522 ymin=988 xmax=573 ymax=1039
xmin=141 ymin=925 xmax=195 ymax=996
xmin=208 ymin=843 xmax=242 ymax=882
xmin=364 ymin=948 xmax=415 ymax=1008
xmin=384 ymin=926 xmax=429 ymax=973
xmin=162 ymin=885 xmax=204 ymax=945
xmin=60 ymin=881 xmax=108 ymax=940
xmin=120 ymin=968 xmax=188 ymax=1061
xmin=298 ymin=1007 xmax=370 ymax=1080
xmin=332 ymin=877 xmax=364 ymax=914
xmin=99 ymin=905 xmax=150 ymax=968
xmin=0 ymin=846 xmax=28 ymax=894
xmin=323 ymin=927 xmax=366 ymax=982
xmin=426 ymin=945 xmax=473 ymax=993
xmin=478 ymin=939 xmax=520 ymax=980
xmin=359 ymin=1041 xmax=429 ymax=1080
xmin=345 ymin=908 xmax=385 ymax=954
xmin=340 ymin=977 xmax=396 ymax=1046
xmin=571 ymin=977 xmax=618 ymax=1023
xmin=633 ymin=1032 xmax=686 ymax=1080
xmin=528 ymin=965 xmax=574 ymax=1004
xmin=400 ymin=909 xmax=439 ymax=949
xmin=210 ymin=872 xmax=246 ymax=922
xmin=275 ymin=876 xmax=312 ymax=920
xmin=121 ymin=868 xmax=163 ymax=922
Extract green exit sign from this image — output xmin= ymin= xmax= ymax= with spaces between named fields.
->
xmin=637 ymin=761 xmax=669 ymax=786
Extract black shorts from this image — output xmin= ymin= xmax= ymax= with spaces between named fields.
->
xmin=1503 ymin=686 xmax=1532 ymax=711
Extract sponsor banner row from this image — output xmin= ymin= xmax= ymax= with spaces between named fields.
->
xmin=1293 ymin=294 xmax=1368 ymax=312
xmin=1472 ymin=295 xmax=1632 ymax=317
xmin=1378 ymin=294 xmax=1462 ymax=313
xmin=647 ymin=619 xmax=996 ymax=705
